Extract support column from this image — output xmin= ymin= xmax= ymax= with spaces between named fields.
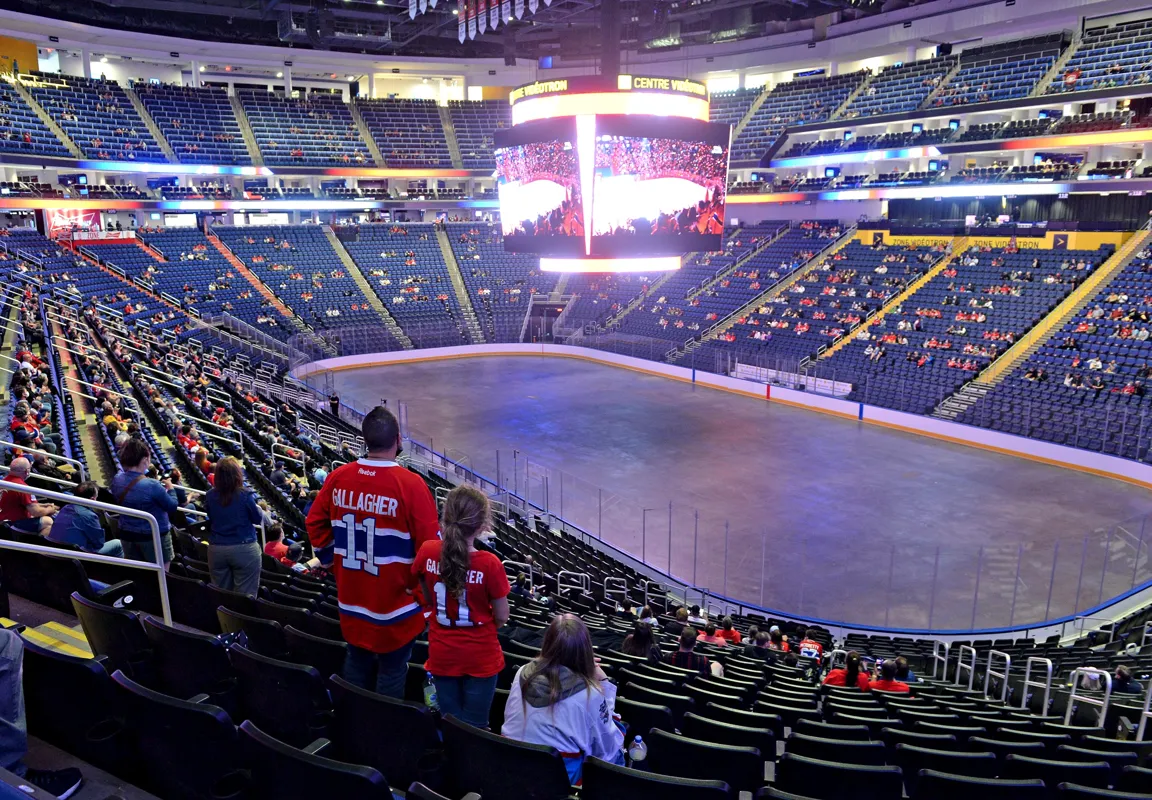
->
xmin=191 ymin=60 xmax=201 ymax=86
xmin=81 ymin=50 xmax=92 ymax=79
xmin=905 ymin=44 xmax=917 ymax=63
xmin=284 ymin=66 xmax=293 ymax=96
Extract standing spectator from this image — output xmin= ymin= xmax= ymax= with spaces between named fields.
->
xmin=620 ymin=622 xmax=662 ymax=664
xmin=306 ymin=407 xmax=439 ymax=699
xmin=204 ymin=457 xmax=263 ymax=596
xmin=715 ymin=616 xmax=743 ymax=644
xmin=413 ymin=485 xmax=510 ymax=728
xmin=868 ymin=660 xmax=910 ymax=693
xmin=109 ymin=439 xmax=179 ymax=568
xmin=501 ymin=614 xmax=625 ymax=783
xmin=665 ymin=628 xmax=713 ymax=677
xmin=0 ymin=457 xmax=57 ymax=535
xmin=823 ymin=651 xmax=870 ymax=691
xmin=328 ymin=394 xmax=340 ymax=418
xmin=47 ymin=482 xmax=122 ymax=557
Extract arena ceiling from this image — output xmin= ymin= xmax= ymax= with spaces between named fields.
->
xmin=0 ymin=0 xmax=908 ymax=60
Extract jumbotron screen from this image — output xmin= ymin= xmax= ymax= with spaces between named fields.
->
xmin=590 ymin=116 xmax=729 ymax=256
xmin=494 ymin=115 xmax=730 ymax=258
xmin=494 ymin=118 xmax=584 ymax=256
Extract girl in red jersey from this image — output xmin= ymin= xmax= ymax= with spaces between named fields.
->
xmin=414 ymin=486 xmax=510 ymax=728
xmin=822 ymin=651 xmax=870 ymax=692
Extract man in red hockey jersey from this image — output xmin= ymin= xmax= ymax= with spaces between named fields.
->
xmin=307 ymin=406 xmax=440 ymax=698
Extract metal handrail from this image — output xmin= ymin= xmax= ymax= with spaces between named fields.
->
xmin=984 ymin=650 xmax=1011 ymax=703
xmin=1136 ymin=681 xmax=1152 ymax=741
xmin=0 ymin=441 xmax=86 ymax=481
xmin=0 ymin=477 xmax=170 ymax=624
xmin=931 ymin=641 xmax=949 ymax=680
xmin=643 ymin=580 xmax=664 ymax=613
xmin=956 ymin=644 xmax=977 ymax=691
xmin=1066 ymin=667 xmax=1113 ymax=726
xmin=272 ymin=442 xmax=305 ymax=468
xmin=604 ymin=577 xmax=628 ymax=608
xmin=558 ymin=571 xmax=590 ymax=595
xmin=1020 ymin=656 xmax=1053 ymax=712
xmin=502 ymin=560 xmax=535 ymax=592
xmin=1072 ymin=614 xmax=1116 ymax=643
xmin=0 ymin=464 xmax=76 ymax=488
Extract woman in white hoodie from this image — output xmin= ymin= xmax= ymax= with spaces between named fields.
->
xmin=501 ymin=613 xmax=626 ymax=784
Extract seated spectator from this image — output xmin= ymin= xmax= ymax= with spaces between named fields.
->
xmin=636 ymin=605 xmax=660 ymax=629
xmin=620 ymin=622 xmax=662 ymax=665
xmin=664 ymin=607 xmax=689 ymax=636
xmin=0 ymin=457 xmax=57 ymax=534
xmin=766 ymin=626 xmax=789 ymax=652
xmin=743 ymin=631 xmax=777 ymax=662
xmin=687 ymin=605 xmax=707 ymax=626
xmin=715 ymin=616 xmax=742 ymax=644
xmin=796 ymin=628 xmax=824 ymax=660
xmin=697 ymin=622 xmax=728 ymax=646
xmin=47 ymin=481 xmax=123 ymax=557
xmin=665 ymin=627 xmax=719 ymax=677
xmin=893 ymin=656 xmax=917 ymax=683
xmin=823 ymin=651 xmax=870 ymax=691
xmin=264 ymin=524 xmax=321 ymax=571
xmin=868 ymin=660 xmax=910 ymax=693
xmin=270 ymin=461 xmax=288 ymax=488
xmin=502 ymin=614 xmax=625 ymax=783
xmin=1114 ymin=664 xmax=1144 ymax=694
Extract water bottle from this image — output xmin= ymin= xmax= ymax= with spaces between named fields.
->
xmin=628 ymin=735 xmax=647 ymax=765
xmin=423 ymin=672 xmax=439 ymax=712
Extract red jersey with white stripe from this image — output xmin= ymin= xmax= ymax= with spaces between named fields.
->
xmin=413 ymin=540 xmax=510 ymax=678
xmin=306 ymin=458 xmax=440 ymax=653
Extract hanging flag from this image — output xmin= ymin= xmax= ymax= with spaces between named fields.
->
xmin=501 ymin=0 xmax=511 ymax=23
xmin=409 ymin=0 xmax=418 ymax=19
xmin=468 ymin=0 xmax=477 ymax=39
xmin=429 ymin=0 xmax=437 ymax=6
xmin=458 ymin=0 xmax=466 ymax=41
xmin=419 ymin=0 xmax=428 ymax=12
xmin=490 ymin=0 xmax=499 ymax=28
xmin=514 ymin=0 xmax=524 ymax=17
xmin=528 ymin=0 xmax=538 ymax=13
xmin=478 ymin=0 xmax=487 ymax=33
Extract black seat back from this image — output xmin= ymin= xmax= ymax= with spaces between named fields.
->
xmin=111 ymin=670 xmax=244 ymax=800
xmin=893 ymin=744 xmax=997 ymax=795
xmin=912 ymin=769 xmax=1046 ymax=800
xmin=681 ymin=713 xmax=776 ymax=761
xmin=239 ymin=719 xmax=389 ymax=799
xmin=647 ymin=728 xmax=763 ymax=794
xmin=163 ymin=574 xmax=222 ymax=633
xmin=441 ymin=714 xmax=571 ymax=800
xmin=1002 ymin=753 xmax=1110 ymax=792
xmin=70 ymin=592 xmax=151 ymax=680
xmin=284 ymin=624 xmax=348 ymax=678
xmin=329 ymin=674 xmax=441 ymax=790
xmin=205 ymin=583 xmax=260 ymax=615
xmin=217 ymin=606 xmax=287 ymax=658
xmin=788 ymin=732 xmax=886 ymax=766
xmin=775 ymin=752 xmax=903 ymax=800
xmin=141 ymin=615 xmax=235 ymax=708
xmin=581 ymin=756 xmax=732 ymax=799
xmin=228 ymin=643 xmax=331 ymax=748
xmin=615 ymin=697 xmax=674 ymax=744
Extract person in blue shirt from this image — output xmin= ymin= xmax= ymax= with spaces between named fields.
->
xmin=108 ymin=439 xmax=179 ymax=568
xmin=894 ymin=656 xmax=918 ymax=684
xmin=1114 ymin=664 xmax=1145 ymax=695
xmin=204 ymin=456 xmax=263 ymax=596
xmin=47 ymin=482 xmax=123 ymax=557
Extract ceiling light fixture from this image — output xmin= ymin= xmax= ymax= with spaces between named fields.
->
xmin=99 ymin=56 xmax=108 ymax=63
xmin=199 ymin=65 xmax=206 ymax=72
xmin=276 ymin=71 xmax=284 ymax=78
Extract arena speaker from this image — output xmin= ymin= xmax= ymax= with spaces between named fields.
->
xmin=936 ymin=42 xmax=953 ymax=57
xmin=504 ymin=29 xmax=516 ymax=67
xmin=600 ymin=0 xmax=621 ymax=77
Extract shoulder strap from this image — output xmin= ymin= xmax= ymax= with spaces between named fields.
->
xmin=116 ymin=473 xmax=147 ymax=505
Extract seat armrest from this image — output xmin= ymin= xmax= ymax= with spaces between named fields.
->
xmin=187 ymin=693 xmax=210 ymax=704
xmin=95 ymin=580 xmax=135 ymax=605
xmin=303 ymin=738 xmax=330 ymax=756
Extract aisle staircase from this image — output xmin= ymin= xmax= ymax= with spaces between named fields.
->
xmin=23 ymin=621 xmax=92 ymax=658
xmin=229 ymin=94 xmax=263 ymax=167
xmin=1030 ymin=32 xmax=1082 ymax=98
xmin=122 ymin=84 xmax=179 ymax=164
xmin=321 ymin=226 xmax=413 ymax=349
xmin=48 ymin=317 xmax=113 ymax=486
xmin=5 ymin=76 xmax=82 ymax=158
xmin=440 ymin=106 xmax=464 ymax=169
xmin=206 ymin=234 xmax=296 ymax=323
xmin=830 ymin=75 xmax=875 ymax=121
xmin=436 ymin=228 xmax=485 ymax=343
xmin=818 ymin=236 xmax=969 ymax=361
xmin=971 ymin=227 xmax=1152 ymax=387
xmin=349 ymin=102 xmax=387 ymax=167
xmin=920 ymin=60 xmax=964 ymax=109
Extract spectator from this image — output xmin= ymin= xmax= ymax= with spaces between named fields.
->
xmin=823 ymin=651 xmax=870 ymax=691
xmin=312 ymin=462 xmax=330 ymax=485
xmin=715 ymin=616 xmax=742 ymax=644
xmin=264 ymin=524 xmax=321 ymax=571
xmin=1114 ymin=664 xmax=1144 ymax=695
xmin=0 ymin=629 xmax=84 ymax=797
xmin=796 ymin=628 xmax=824 ymax=660
xmin=868 ymin=660 xmax=910 ymax=693
xmin=687 ymin=605 xmax=707 ymax=626
xmin=893 ymin=656 xmax=917 ymax=683
xmin=270 ymin=461 xmax=288 ymax=488
xmin=620 ymin=622 xmax=662 ymax=664
xmin=0 ymin=457 xmax=57 ymax=535
xmin=306 ymin=406 xmax=439 ymax=699
xmin=743 ymin=631 xmax=776 ymax=661
xmin=665 ymin=627 xmax=714 ymax=677
xmin=328 ymin=394 xmax=340 ymax=417
xmin=204 ymin=457 xmax=263 ymax=596
xmin=47 ymin=481 xmax=122 ymax=557
xmin=636 ymin=605 xmax=659 ymax=629
xmin=109 ymin=439 xmax=179 ymax=568
xmin=664 ymin=607 xmax=689 ymax=636
xmin=697 ymin=622 xmax=728 ymax=646
xmin=766 ymin=626 xmax=789 ymax=652
xmin=413 ymin=485 xmax=510 ymax=729
xmin=502 ymin=614 xmax=625 ymax=783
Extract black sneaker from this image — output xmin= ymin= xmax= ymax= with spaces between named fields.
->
xmin=23 ymin=767 xmax=83 ymax=799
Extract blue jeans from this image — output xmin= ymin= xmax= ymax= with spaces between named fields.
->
xmin=343 ymin=640 xmax=414 ymax=699
xmin=433 ymin=674 xmax=498 ymax=729
xmin=86 ymin=539 xmax=124 ymax=558
xmin=0 ymin=630 xmax=26 ymax=776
